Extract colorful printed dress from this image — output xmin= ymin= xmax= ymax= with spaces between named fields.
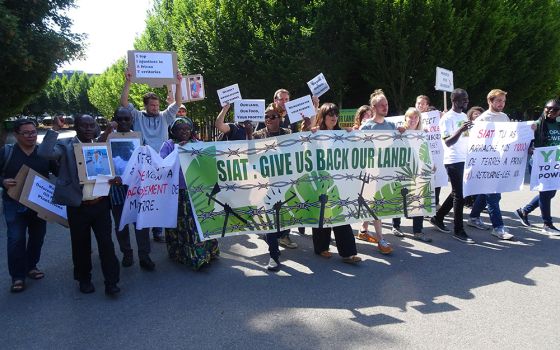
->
xmin=160 ymin=139 xmax=219 ymax=270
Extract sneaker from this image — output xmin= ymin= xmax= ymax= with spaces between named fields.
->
xmin=342 ymin=255 xmax=362 ymax=264
xmin=378 ymin=239 xmax=393 ymax=254
xmin=542 ymin=224 xmax=560 ymax=236
xmin=357 ymin=231 xmax=378 ymax=243
xmin=278 ymin=236 xmax=298 ymax=249
xmin=453 ymin=231 xmax=475 ymax=244
xmin=430 ymin=217 xmax=451 ymax=233
xmin=514 ymin=208 xmax=531 ymax=227
xmin=121 ymin=254 xmax=134 ymax=267
xmin=491 ymin=226 xmax=514 ymax=240
xmin=266 ymin=257 xmax=281 ymax=272
xmin=392 ymin=227 xmax=405 ymax=237
xmin=413 ymin=232 xmax=432 ymax=242
xmin=139 ymin=256 xmax=156 ymax=271
xmin=467 ymin=217 xmax=489 ymax=230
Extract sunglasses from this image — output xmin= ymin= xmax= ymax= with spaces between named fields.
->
xmin=265 ymin=115 xmax=279 ymax=120
xmin=545 ymin=106 xmax=560 ymax=112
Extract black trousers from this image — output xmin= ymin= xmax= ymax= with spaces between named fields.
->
xmin=312 ymin=224 xmax=357 ymax=258
xmin=435 ymin=162 xmax=465 ymax=233
xmin=67 ymin=197 xmax=120 ymax=285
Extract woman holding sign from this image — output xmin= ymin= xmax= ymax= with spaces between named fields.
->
xmin=161 ymin=117 xmax=219 ymax=269
xmin=516 ymin=99 xmax=560 ymax=234
xmin=309 ymin=103 xmax=362 ymax=264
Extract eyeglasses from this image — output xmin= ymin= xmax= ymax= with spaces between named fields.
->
xmin=545 ymin=106 xmax=560 ymax=112
xmin=17 ymin=130 xmax=38 ymax=137
xmin=265 ymin=115 xmax=279 ymax=120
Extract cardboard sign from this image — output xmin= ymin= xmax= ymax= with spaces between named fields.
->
xmin=435 ymin=67 xmax=454 ymax=92
xmin=307 ymin=73 xmax=330 ymax=97
xmin=74 ymin=143 xmax=115 ymax=184
xmin=107 ymin=132 xmax=142 ymax=177
xmin=17 ymin=168 xmax=68 ymax=227
xmin=186 ymin=74 xmax=205 ymax=102
xmin=168 ymin=79 xmax=188 ymax=103
xmin=234 ymin=99 xmax=265 ymax=122
xmin=127 ymin=50 xmax=178 ymax=87
xmin=217 ymin=83 xmax=242 ymax=106
xmin=284 ymin=95 xmax=316 ymax=123
xmin=6 ymin=165 xmax=30 ymax=201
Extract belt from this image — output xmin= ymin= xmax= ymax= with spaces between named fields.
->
xmin=81 ymin=197 xmax=105 ymax=206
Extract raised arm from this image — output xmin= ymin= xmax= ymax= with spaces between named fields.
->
xmin=174 ymin=71 xmax=183 ymax=105
xmin=215 ymin=103 xmax=232 ymax=134
xmin=120 ymin=68 xmax=132 ymax=108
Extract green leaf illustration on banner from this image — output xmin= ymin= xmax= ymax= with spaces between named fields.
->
xmin=373 ymin=181 xmax=404 ymax=216
xmin=282 ymin=170 xmax=343 ymax=226
xmin=419 ymin=141 xmax=432 ymax=166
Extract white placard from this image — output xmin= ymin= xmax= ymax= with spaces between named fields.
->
xmin=170 ymin=79 xmax=188 ymax=103
xmin=385 ymin=115 xmax=405 ymax=128
xmin=133 ymin=52 xmax=174 ymax=79
xmin=421 ymin=111 xmax=448 ymax=187
xmin=28 ymin=176 xmax=67 ymax=219
xmin=435 ymin=67 xmax=454 ymax=92
xmin=284 ymin=95 xmax=316 ymax=124
xmin=234 ymin=99 xmax=265 ymax=122
xmin=120 ymin=145 xmax=180 ymax=230
xmin=217 ymin=83 xmax=242 ymax=106
xmin=92 ymin=175 xmax=112 ymax=197
xmin=530 ymin=146 xmax=560 ymax=191
xmin=463 ymin=121 xmax=534 ymax=196
xmin=307 ymin=73 xmax=330 ymax=97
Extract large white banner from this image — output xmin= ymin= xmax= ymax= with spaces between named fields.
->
xmin=119 ymin=145 xmax=180 ymax=230
xmin=530 ymin=145 xmax=560 ymax=191
xmin=463 ymin=121 xmax=534 ymax=196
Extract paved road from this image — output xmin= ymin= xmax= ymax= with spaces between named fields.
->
xmin=1 ymin=172 xmax=559 ymax=349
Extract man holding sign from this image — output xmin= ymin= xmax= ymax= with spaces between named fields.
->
xmin=120 ymin=69 xmax=183 ymax=243
xmin=1 ymin=119 xmax=58 ymax=293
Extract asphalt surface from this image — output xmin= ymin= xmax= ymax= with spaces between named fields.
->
xmin=1 ymin=133 xmax=559 ymax=349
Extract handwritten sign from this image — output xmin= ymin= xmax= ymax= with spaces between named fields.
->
xmin=217 ymin=83 xmax=242 ymax=106
xmin=421 ymin=111 xmax=448 ymax=187
xmin=127 ymin=50 xmax=178 ymax=87
xmin=120 ymin=145 xmax=180 ymax=230
xmin=284 ymin=95 xmax=315 ymax=124
xmin=169 ymin=79 xmax=188 ymax=103
xmin=530 ymin=146 xmax=560 ymax=191
xmin=307 ymin=73 xmax=330 ymax=97
xmin=435 ymin=67 xmax=454 ymax=92
xmin=234 ymin=99 xmax=265 ymax=122
xmin=463 ymin=121 xmax=534 ymax=196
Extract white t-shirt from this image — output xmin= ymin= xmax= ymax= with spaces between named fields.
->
xmin=476 ymin=110 xmax=510 ymax=122
xmin=440 ymin=110 xmax=469 ymax=164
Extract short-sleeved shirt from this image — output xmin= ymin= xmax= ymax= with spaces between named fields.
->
xmin=126 ymin=102 xmax=179 ymax=151
xmin=359 ymin=119 xmax=396 ymax=131
xmin=477 ymin=110 xmax=510 ymax=122
xmin=440 ymin=110 xmax=469 ymax=164
xmin=221 ymin=123 xmax=250 ymax=141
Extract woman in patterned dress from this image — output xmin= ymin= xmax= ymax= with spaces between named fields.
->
xmin=160 ymin=117 xmax=219 ymax=269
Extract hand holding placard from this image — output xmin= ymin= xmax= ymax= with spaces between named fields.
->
xmin=285 ymin=95 xmax=316 ymax=123
xmin=307 ymin=73 xmax=330 ymax=97
xmin=217 ymin=83 xmax=242 ymax=106
xmin=234 ymin=99 xmax=265 ymax=122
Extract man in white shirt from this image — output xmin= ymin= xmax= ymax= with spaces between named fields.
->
xmin=467 ymin=89 xmax=514 ymax=240
xmin=430 ymin=88 xmax=475 ymax=243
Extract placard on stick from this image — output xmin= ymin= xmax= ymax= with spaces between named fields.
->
xmin=74 ymin=143 xmax=115 ymax=184
xmin=128 ymin=50 xmax=178 ymax=87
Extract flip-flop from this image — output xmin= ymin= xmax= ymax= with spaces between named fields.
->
xmin=10 ymin=280 xmax=25 ymax=293
xmin=27 ymin=269 xmax=45 ymax=280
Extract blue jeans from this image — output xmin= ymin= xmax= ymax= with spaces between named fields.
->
xmin=470 ymin=193 xmax=503 ymax=228
xmin=523 ymin=190 xmax=557 ymax=225
xmin=3 ymin=196 xmax=46 ymax=282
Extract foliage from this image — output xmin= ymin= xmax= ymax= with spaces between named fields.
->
xmin=0 ymin=0 xmax=84 ymax=122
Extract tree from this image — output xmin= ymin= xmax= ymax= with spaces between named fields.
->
xmin=0 ymin=0 xmax=84 ymax=127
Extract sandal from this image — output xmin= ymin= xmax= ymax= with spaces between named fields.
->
xmin=10 ymin=280 xmax=25 ymax=293
xmin=342 ymin=255 xmax=362 ymax=264
xmin=319 ymin=251 xmax=332 ymax=258
xmin=27 ymin=269 xmax=45 ymax=280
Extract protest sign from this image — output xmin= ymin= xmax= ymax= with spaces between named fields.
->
xmin=74 ymin=143 xmax=114 ymax=183
xmin=234 ymin=99 xmax=265 ymax=122
xmin=307 ymin=73 xmax=330 ymax=97
xmin=119 ymin=145 xmax=180 ymax=230
xmin=421 ymin=111 xmax=447 ymax=187
xmin=107 ymin=132 xmax=142 ymax=177
xmin=530 ymin=145 xmax=560 ymax=191
xmin=435 ymin=67 xmax=453 ymax=92
xmin=463 ymin=121 xmax=534 ymax=196
xmin=19 ymin=168 xmax=68 ymax=227
xmin=217 ymin=83 xmax=242 ymax=106
xmin=168 ymin=79 xmax=188 ymax=103
xmin=385 ymin=115 xmax=405 ymax=128
xmin=128 ymin=50 xmax=178 ymax=87
xmin=284 ymin=95 xmax=315 ymax=124
xmin=179 ymin=130 xmax=435 ymax=240
xmin=186 ymin=74 xmax=205 ymax=101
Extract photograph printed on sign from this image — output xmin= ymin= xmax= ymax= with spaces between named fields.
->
xmin=108 ymin=135 xmax=142 ymax=176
